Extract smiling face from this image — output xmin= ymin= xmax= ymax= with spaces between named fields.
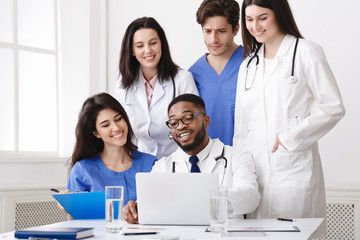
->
xmin=202 ymin=16 xmax=239 ymax=57
xmin=132 ymin=28 xmax=162 ymax=75
xmin=245 ymin=4 xmax=283 ymax=45
xmin=93 ymin=108 xmax=128 ymax=149
xmin=168 ymin=101 xmax=210 ymax=156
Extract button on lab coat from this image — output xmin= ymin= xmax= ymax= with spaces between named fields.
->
xmin=152 ymin=138 xmax=261 ymax=217
xmin=233 ymin=35 xmax=345 ymax=221
xmin=116 ymin=68 xmax=199 ymax=159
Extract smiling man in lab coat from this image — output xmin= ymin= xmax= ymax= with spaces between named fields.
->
xmin=123 ymin=94 xmax=260 ymax=224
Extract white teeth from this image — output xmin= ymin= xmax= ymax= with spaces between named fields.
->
xmin=255 ymin=31 xmax=264 ymax=35
xmin=180 ymin=133 xmax=191 ymax=138
xmin=113 ymin=132 xmax=123 ymax=138
xmin=144 ymin=56 xmax=155 ymax=60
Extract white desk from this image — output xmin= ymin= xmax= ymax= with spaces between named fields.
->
xmin=1 ymin=218 xmax=323 ymax=240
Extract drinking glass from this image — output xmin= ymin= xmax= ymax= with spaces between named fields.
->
xmin=210 ymin=186 xmax=228 ymax=233
xmin=105 ymin=186 xmax=124 ymax=232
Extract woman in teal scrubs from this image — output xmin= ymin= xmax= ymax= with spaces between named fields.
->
xmin=66 ymin=93 xmax=157 ymax=205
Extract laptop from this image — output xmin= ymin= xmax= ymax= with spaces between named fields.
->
xmin=136 ymin=172 xmax=218 ymax=225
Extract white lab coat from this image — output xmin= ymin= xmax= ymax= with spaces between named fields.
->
xmin=233 ymin=35 xmax=345 ymax=222
xmin=152 ymin=138 xmax=261 ymax=217
xmin=116 ymin=68 xmax=199 ymax=159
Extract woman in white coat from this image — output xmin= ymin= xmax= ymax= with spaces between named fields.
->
xmin=233 ymin=0 xmax=345 ymax=235
xmin=116 ymin=17 xmax=199 ymax=159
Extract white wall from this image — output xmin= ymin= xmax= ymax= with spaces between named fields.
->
xmin=107 ymin=0 xmax=360 ymax=188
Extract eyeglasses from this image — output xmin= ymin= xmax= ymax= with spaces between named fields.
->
xmin=166 ymin=113 xmax=205 ymax=129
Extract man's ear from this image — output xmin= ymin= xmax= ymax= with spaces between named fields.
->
xmin=93 ymin=131 xmax=101 ymax=139
xmin=204 ymin=114 xmax=210 ymax=128
xmin=234 ymin=23 xmax=240 ymax=36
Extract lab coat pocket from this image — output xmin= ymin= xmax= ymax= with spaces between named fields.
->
xmin=270 ymin=147 xmax=314 ymax=217
xmin=272 ymin=147 xmax=313 ymax=188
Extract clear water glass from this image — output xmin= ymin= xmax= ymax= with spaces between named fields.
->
xmin=105 ymin=186 xmax=124 ymax=232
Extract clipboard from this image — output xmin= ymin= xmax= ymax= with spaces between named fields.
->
xmin=52 ymin=191 xmax=105 ymax=219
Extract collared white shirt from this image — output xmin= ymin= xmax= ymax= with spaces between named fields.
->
xmin=184 ymin=137 xmax=213 ymax=172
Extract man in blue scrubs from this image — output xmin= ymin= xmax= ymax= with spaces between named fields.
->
xmin=189 ymin=0 xmax=244 ymax=146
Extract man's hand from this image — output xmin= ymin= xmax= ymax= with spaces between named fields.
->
xmin=123 ymin=200 xmax=139 ymax=224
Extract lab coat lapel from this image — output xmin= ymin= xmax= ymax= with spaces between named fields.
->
xmin=256 ymin=45 xmax=266 ymax=87
xmin=263 ymin=35 xmax=296 ymax=85
xmin=150 ymin=80 xmax=168 ymax=109
xmin=173 ymin=148 xmax=192 ymax=172
xmin=202 ymin=139 xmax=224 ymax=174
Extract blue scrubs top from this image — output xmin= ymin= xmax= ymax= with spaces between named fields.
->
xmin=67 ymin=150 xmax=157 ymax=205
xmin=189 ymin=46 xmax=244 ymax=146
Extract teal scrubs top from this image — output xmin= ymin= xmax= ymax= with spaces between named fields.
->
xmin=67 ymin=150 xmax=157 ymax=205
xmin=189 ymin=46 xmax=244 ymax=146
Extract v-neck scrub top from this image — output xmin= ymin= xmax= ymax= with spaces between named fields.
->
xmin=67 ymin=150 xmax=157 ymax=205
xmin=189 ymin=46 xmax=244 ymax=146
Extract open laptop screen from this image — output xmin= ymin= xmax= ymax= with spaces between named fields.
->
xmin=136 ymin=173 xmax=218 ymax=225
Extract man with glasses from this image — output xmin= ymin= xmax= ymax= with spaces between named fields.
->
xmin=123 ymin=94 xmax=260 ymax=224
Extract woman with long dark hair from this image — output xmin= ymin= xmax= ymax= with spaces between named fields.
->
xmin=116 ymin=17 xmax=198 ymax=159
xmin=67 ymin=93 xmax=157 ymax=205
xmin=233 ymin=0 xmax=345 ymax=236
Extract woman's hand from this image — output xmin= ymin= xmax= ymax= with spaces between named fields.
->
xmin=56 ymin=189 xmax=74 ymax=220
xmin=123 ymin=200 xmax=139 ymax=224
xmin=272 ymin=137 xmax=287 ymax=152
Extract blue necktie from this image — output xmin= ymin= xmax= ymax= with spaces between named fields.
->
xmin=189 ymin=155 xmax=200 ymax=173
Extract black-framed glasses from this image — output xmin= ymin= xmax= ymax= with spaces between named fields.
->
xmin=166 ymin=113 xmax=205 ymax=129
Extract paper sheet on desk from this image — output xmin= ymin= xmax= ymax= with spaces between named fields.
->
xmin=226 ymin=225 xmax=300 ymax=232
xmin=206 ymin=225 xmax=300 ymax=232
xmin=52 ymin=191 xmax=105 ymax=219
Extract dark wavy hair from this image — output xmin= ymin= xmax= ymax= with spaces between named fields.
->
xmin=241 ymin=0 xmax=303 ymax=58
xmin=196 ymin=0 xmax=240 ymax=31
xmin=119 ymin=17 xmax=178 ymax=90
xmin=69 ymin=93 xmax=137 ymax=169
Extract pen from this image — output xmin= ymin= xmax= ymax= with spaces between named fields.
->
xmin=29 ymin=237 xmax=58 ymax=240
xmin=50 ymin=188 xmax=60 ymax=193
xmin=122 ymin=232 xmax=158 ymax=236
xmin=277 ymin=217 xmax=295 ymax=222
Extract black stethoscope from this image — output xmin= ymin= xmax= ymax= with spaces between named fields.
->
xmin=244 ymin=38 xmax=299 ymax=91
xmin=171 ymin=146 xmax=228 ymax=186
xmin=167 ymin=77 xmax=176 ymax=140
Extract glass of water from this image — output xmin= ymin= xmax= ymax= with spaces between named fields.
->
xmin=105 ymin=186 xmax=124 ymax=232
xmin=210 ymin=186 xmax=228 ymax=233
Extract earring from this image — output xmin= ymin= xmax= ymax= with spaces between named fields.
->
xmin=168 ymin=132 xmax=173 ymax=140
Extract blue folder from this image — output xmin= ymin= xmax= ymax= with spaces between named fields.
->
xmin=15 ymin=227 xmax=94 ymax=239
xmin=52 ymin=191 xmax=105 ymax=219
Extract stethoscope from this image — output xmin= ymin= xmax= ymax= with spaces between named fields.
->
xmin=244 ymin=38 xmax=299 ymax=91
xmin=167 ymin=77 xmax=177 ymax=140
xmin=171 ymin=146 xmax=228 ymax=186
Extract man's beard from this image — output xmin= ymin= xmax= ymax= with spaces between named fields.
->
xmin=173 ymin=124 xmax=206 ymax=152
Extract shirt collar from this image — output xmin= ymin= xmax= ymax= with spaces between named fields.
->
xmin=141 ymin=72 xmax=158 ymax=89
xmin=195 ymin=137 xmax=213 ymax=162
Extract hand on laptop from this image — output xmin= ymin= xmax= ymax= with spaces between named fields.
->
xmin=124 ymin=200 xmax=139 ymax=223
